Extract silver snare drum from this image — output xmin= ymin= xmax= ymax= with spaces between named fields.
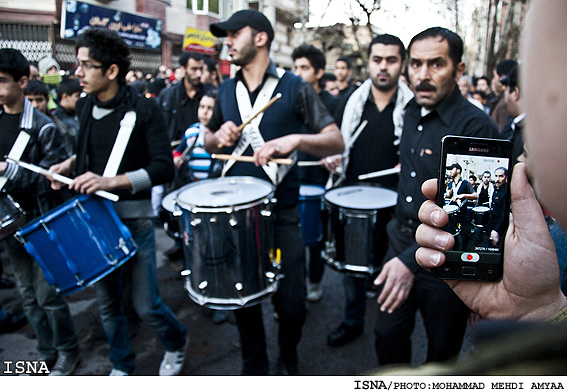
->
xmin=176 ymin=176 xmax=278 ymax=309
xmin=0 ymin=191 xmax=26 ymax=240
xmin=322 ymin=185 xmax=397 ymax=277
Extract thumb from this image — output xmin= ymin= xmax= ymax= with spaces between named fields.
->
xmin=509 ymin=163 xmax=547 ymax=232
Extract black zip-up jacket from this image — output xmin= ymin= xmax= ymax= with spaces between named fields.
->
xmin=1 ymin=98 xmax=69 ymax=213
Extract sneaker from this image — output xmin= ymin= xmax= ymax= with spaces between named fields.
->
xmin=306 ymin=282 xmax=323 ymax=303
xmin=109 ymin=368 xmax=129 ymax=376
xmin=49 ymin=352 xmax=79 ymax=376
xmin=159 ymin=339 xmax=188 ymax=376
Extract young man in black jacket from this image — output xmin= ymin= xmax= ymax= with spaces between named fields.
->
xmin=50 ymin=28 xmax=187 ymax=376
xmin=0 ymin=48 xmax=79 ymax=375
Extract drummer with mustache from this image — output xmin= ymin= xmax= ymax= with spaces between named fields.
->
xmin=204 ymin=10 xmax=343 ymax=375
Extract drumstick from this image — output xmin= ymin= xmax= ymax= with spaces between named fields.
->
xmin=297 ymin=161 xmax=323 ymax=167
xmin=358 ymin=166 xmax=401 ymax=180
xmin=6 ymin=158 xmax=120 ymax=202
xmin=217 ymin=93 xmax=282 ymax=148
xmin=211 ymin=153 xmax=293 ymax=166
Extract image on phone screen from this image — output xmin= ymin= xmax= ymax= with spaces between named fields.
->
xmin=435 ymin=136 xmax=513 ymax=281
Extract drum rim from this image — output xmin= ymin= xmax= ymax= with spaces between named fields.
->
xmin=323 ymin=184 xmax=398 ymax=211
xmin=175 ymin=176 xmax=276 ymax=213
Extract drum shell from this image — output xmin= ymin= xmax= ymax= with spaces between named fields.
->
xmin=176 ymin=177 xmax=278 ymax=309
xmin=0 ymin=191 xmax=26 ymax=240
xmin=298 ymin=184 xmax=325 ymax=246
xmin=443 ymin=204 xmax=461 ymax=236
xmin=15 ymin=194 xmax=137 ymax=296
xmin=322 ymin=185 xmax=396 ymax=277
xmin=472 ymin=206 xmax=490 ymax=228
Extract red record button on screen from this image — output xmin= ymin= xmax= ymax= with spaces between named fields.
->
xmin=461 ymin=253 xmax=480 ymax=262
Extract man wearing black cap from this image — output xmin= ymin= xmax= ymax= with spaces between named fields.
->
xmin=444 ymin=162 xmax=477 ymax=250
xmin=205 ymin=9 xmax=344 ymax=375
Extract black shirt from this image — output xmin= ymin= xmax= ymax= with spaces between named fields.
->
xmin=338 ymin=93 xmax=399 ymax=189
xmin=395 ymin=86 xmax=499 ymax=271
xmin=478 ymin=184 xmax=490 ymax=206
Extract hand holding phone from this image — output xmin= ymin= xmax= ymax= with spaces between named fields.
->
xmin=432 ymin=136 xmax=514 ymax=281
xmin=416 ymin=164 xmax=567 ymax=321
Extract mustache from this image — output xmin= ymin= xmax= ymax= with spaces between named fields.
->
xmin=415 ymin=82 xmax=436 ymax=92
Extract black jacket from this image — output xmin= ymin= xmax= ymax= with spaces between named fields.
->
xmin=0 ymin=98 xmax=69 ymax=213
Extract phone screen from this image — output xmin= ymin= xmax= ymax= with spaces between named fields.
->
xmin=433 ymin=136 xmax=514 ymax=281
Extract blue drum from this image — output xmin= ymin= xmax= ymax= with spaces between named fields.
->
xmin=299 ymin=184 xmax=325 ymax=246
xmin=15 ymin=194 xmax=137 ymax=296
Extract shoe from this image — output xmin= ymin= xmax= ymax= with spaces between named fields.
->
xmin=0 ymin=276 xmax=15 ymax=289
xmin=327 ymin=323 xmax=363 ymax=347
xmin=0 ymin=309 xmax=27 ymax=334
xmin=109 ymin=368 xmax=129 ymax=376
xmin=159 ymin=339 xmax=188 ymax=376
xmin=306 ymin=281 xmax=323 ymax=302
xmin=274 ymin=359 xmax=298 ymax=376
xmin=49 ymin=352 xmax=79 ymax=376
xmin=164 ymin=244 xmax=183 ymax=261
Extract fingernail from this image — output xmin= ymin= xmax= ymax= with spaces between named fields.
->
xmin=431 ymin=209 xmax=441 ymax=225
xmin=435 ymin=234 xmax=449 ymax=248
xmin=430 ymin=252 xmax=441 ymax=266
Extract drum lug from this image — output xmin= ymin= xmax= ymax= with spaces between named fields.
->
xmin=191 ymin=218 xmax=202 ymax=227
xmin=198 ymin=281 xmax=208 ymax=291
xmin=260 ymin=209 xmax=271 ymax=217
xmin=115 ymin=238 xmax=131 ymax=256
xmin=229 ymin=216 xmax=238 ymax=227
xmin=180 ymin=269 xmax=191 ymax=277
xmin=235 ymin=282 xmax=243 ymax=291
xmin=209 ymin=217 xmax=217 ymax=223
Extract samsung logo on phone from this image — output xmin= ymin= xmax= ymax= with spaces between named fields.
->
xmin=469 ymin=147 xmax=490 ymax=153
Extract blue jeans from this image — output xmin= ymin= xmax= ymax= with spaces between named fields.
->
xmin=4 ymin=235 xmax=79 ymax=360
xmin=94 ymin=218 xmax=187 ymax=374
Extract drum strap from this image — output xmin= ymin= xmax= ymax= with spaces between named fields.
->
xmin=0 ymin=131 xmax=31 ymax=190
xmin=222 ymin=68 xmax=296 ymax=185
xmin=103 ymin=111 xmax=137 ymax=178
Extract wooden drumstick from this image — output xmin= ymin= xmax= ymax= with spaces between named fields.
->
xmin=297 ymin=161 xmax=323 ymax=167
xmin=211 ymin=153 xmax=293 ymax=166
xmin=358 ymin=166 xmax=401 ymax=180
xmin=217 ymin=93 xmax=282 ymax=149
xmin=6 ymin=158 xmax=120 ymax=202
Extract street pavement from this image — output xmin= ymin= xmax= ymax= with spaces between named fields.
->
xmin=0 ymin=226 xmax=474 ymax=376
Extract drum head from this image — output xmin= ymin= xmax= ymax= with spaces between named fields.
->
xmin=299 ymin=184 xmax=325 ymax=197
xmin=161 ymin=191 xmax=178 ymax=213
xmin=176 ymin=176 xmax=274 ymax=211
xmin=443 ymin=204 xmax=460 ymax=214
xmin=324 ymin=185 xmax=397 ymax=210
xmin=473 ymin=206 xmax=490 ymax=212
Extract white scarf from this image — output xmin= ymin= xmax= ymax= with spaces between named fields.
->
xmin=333 ymin=79 xmax=414 ymax=187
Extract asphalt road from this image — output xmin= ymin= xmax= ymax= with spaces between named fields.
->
xmin=0 ymin=226 xmax=473 ymax=376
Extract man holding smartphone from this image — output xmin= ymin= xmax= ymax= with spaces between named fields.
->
xmin=372 ymin=27 xmax=499 ymax=366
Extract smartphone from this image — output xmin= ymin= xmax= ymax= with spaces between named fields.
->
xmin=432 ymin=136 xmax=514 ymax=281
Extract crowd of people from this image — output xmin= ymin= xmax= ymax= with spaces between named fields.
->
xmin=1 ymin=0 xmax=566 ymax=377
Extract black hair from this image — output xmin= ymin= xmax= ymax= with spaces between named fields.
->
xmin=56 ymin=78 xmax=82 ymax=101
xmin=291 ymin=44 xmax=326 ymax=72
xmin=336 ymin=56 xmax=352 ymax=69
xmin=179 ymin=51 xmax=204 ymax=68
xmin=319 ymin=72 xmax=337 ymax=89
xmin=500 ymin=64 xmax=519 ymax=92
xmin=408 ymin=27 xmax=463 ymax=68
xmin=76 ymin=28 xmax=131 ymax=84
xmin=202 ymin=88 xmax=218 ymax=101
xmin=367 ymin=34 xmax=405 ymax=60
xmin=203 ymin=57 xmax=217 ymax=73
xmin=495 ymin=59 xmax=518 ymax=77
xmin=0 ymin=48 xmax=30 ymax=81
xmin=482 ymin=170 xmax=491 ymax=177
xmin=476 ymin=75 xmax=491 ymax=87
xmin=473 ymin=89 xmax=487 ymax=100
xmin=469 ymin=174 xmax=477 ymax=182
xmin=24 ymin=79 xmax=49 ymax=98
xmin=495 ymin=167 xmax=508 ymax=176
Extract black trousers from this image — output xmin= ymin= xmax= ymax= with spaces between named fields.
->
xmin=234 ymin=207 xmax=306 ymax=375
xmin=374 ymin=218 xmax=470 ymax=366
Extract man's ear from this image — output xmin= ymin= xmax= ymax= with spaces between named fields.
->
xmin=254 ymin=31 xmax=269 ymax=48
xmin=105 ymin=64 xmax=120 ymax=81
xmin=455 ymin=61 xmax=465 ymax=82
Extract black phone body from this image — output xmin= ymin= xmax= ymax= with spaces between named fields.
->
xmin=432 ymin=136 xmax=514 ymax=281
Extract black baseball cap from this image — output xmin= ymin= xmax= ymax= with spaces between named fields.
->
xmin=210 ymin=9 xmax=274 ymax=42
xmin=447 ymin=163 xmax=462 ymax=172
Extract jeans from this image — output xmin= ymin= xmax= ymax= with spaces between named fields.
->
xmin=234 ymin=206 xmax=306 ymax=375
xmin=4 ymin=235 xmax=79 ymax=360
xmin=94 ymin=218 xmax=187 ymax=374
